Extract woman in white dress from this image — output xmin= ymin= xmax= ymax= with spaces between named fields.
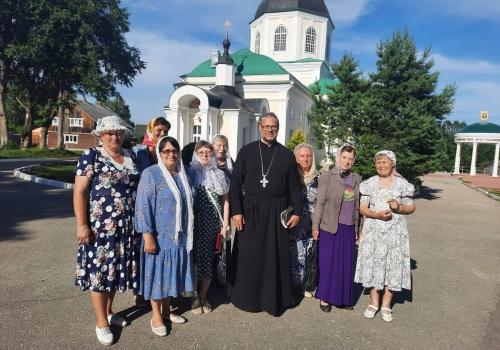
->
xmin=354 ymin=150 xmax=416 ymax=323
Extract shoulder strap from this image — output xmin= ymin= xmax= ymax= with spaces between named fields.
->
xmin=205 ymin=187 xmax=224 ymax=226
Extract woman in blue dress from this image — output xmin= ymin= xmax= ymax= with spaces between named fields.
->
xmin=135 ymin=136 xmax=195 ymax=337
xmin=74 ymin=116 xmax=141 ymax=346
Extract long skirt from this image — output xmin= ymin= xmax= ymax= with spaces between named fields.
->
xmin=316 ymin=224 xmax=355 ymax=306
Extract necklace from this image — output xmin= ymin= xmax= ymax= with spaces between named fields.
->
xmin=258 ymin=141 xmax=278 ymax=188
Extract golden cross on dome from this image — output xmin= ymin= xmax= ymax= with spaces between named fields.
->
xmin=224 ymin=20 xmax=231 ymax=29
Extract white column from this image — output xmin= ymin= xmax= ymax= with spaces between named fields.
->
xmin=229 ymin=112 xmax=239 ymax=158
xmin=492 ymin=143 xmax=500 ymax=177
xmin=469 ymin=142 xmax=478 ymax=176
xmin=167 ymin=105 xmax=179 ymax=140
xmin=453 ymin=143 xmax=462 ymax=174
xmin=200 ymin=107 xmax=209 ymax=141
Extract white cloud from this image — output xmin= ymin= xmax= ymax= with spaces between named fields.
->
xmin=433 ymin=53 xmax=500 ymax=75
xmin=326 ymin=0 xmax=376 ymax=27
xmin=405 ymin=0 xmax=500 ymax=20
xmin=126 ymin=30 xmax=216 ymax=86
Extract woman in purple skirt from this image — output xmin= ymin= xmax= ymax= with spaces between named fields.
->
xmin=312 ymin=145 xmax=361 ymax=312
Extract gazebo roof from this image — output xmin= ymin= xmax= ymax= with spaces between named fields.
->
xmin=456 ymin=122 xmax=500 ymax=134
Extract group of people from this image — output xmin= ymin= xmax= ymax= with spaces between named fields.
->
xmin=74 ymin=113 xmax=416 ymax=346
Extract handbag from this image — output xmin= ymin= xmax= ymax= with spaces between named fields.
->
xmin=280 ymin=206 xmax=294 ymax=228
xmin=205 ymin=188 xmax=231 ymax=285
xmin=302 ymin=239 xmax=319 ymax=292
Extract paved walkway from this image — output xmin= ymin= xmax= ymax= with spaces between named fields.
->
xmin=423 ymin=172 xmax=500 ymax=190
xmin=1 ymin=161 xmax=499 ymax=349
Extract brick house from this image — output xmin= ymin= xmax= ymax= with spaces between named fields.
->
xmin=45 ymin=98 xmax=133 ymax=150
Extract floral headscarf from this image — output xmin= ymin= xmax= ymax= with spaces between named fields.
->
xmin=375 ymin=150 xmax=406 ymax=181
xmin=142 ymin=118 xmax=159 ymax=147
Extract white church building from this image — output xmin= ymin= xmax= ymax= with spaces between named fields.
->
xmin=163 ymin=0 xmax=337 ymax=161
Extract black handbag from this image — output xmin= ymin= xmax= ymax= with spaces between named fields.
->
xmin=302 ymin=239 xmax=319 ymax=292
xmin=217 ymin=240 xmax=228 ymax=285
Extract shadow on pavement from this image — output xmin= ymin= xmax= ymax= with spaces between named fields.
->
xmin=0 ymin=169 xmax=74 ymax=242
xmin=418 ymin=186 xmax=442 ymax=200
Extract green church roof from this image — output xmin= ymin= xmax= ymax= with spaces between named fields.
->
xmin=456 ymin=122 xmax=500 ymax=134
xmin=308 ymin=78 xmax=339 ymax=93
xmin=182 ymin=48 xmax=289 ymax=78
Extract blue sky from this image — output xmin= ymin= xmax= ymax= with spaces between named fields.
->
xmin=110 ymin=0 xmax=500 ymax=127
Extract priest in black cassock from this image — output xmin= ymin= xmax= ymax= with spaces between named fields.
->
xmin=228 ymin=112 xmax=302 ymax=316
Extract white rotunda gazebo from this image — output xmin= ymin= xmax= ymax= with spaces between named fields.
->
xmin=453 ymin=122 xmax=500 ymax=177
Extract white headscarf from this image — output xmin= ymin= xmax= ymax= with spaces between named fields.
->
xmin=156 ymin=137 xmax=195 ymax=252
xmin=375 ymin=150 xmax=407 ymax=181
xmin=190 ymin=150 xmax=229 ymax=196
xmin=211 ymin=134 xmax=233 ymax=174
xmin=294 ymin=143 xmax=319 ymax=186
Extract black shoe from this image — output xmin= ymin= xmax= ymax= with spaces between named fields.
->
xmin=344 ymin=305 xmax=354 ymax=311
xmin=319 ymin=302 xmax=331 ymax=313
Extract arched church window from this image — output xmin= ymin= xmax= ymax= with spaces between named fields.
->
xmin=274 ymin=25 xmax=287 ymax=52
xmin=305 ymin=27 xmax=317 ymax=54
xmin=255 ymin=31 xmax=261 ymax=54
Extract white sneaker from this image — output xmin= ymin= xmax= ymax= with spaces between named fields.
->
xmin=107 ymin=314 xmax=128 ymax=327
xmin=95 ymin=326 xmax=114 ymax=345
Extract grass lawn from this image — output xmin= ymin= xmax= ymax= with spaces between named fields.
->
xmin=481 ymin=188 xmax=500 ymax=196
xmin=0 ymin=148 xmax=82 ymax=159
xmin=33 ymin=164 xmax=76 ymax=183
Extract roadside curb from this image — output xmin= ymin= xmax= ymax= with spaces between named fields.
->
xmin=458 ymin=177 xmax=500 ymax=202
xmin=13 ymin=163 xmax=74 ymax=190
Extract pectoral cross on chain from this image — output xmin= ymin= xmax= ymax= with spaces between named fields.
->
xmin=260 ymin=175 xmax=269 ymax=188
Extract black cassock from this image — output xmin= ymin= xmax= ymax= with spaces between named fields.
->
xmin=228 ymin=140 xmax=302 ymax=315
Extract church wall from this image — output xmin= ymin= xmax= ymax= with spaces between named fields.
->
xmin=250 ymin=11 xmax=331 ymax=63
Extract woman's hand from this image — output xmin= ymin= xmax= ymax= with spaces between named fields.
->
xmin=377 ymin=210 xmax=392 ymax=221
xmin=220 ymin=226 xmax=228 ymax=237
xmin=355 ymin=232 xmax=361 ymax=243
xmin=76 ymin=224 xmax=91 ymax=244
xmin=143 ymin=234 xmax=157 ymax=254
xmin=286 ymin=215 xmax=301 ymax=229
xmin=387 ymin=199 xmax=400 ymax=212
xmin=312 ymin=230 xmax=319 ymax=240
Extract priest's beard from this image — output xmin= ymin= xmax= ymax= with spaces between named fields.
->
xmin=261 ymin=134 xmax=278 ymax=145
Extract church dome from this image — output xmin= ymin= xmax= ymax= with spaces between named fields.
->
xmin=254 ymin=0 xmax=330 ymax=20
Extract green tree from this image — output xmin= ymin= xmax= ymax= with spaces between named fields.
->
xmin=307 ymin=52 xmax=370 ymax=156
xmin=2 ymin=0 xmax=145 ymax=149
xmin=309 ymin=28 xmax=457 ymax=185
xmin=286 ymin=128 xmax=307 ymax=151
xmin=102 ymin=94 xmax=134 ymax=127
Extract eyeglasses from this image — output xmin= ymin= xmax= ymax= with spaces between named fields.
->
xmin=161 ymin=149 xmax=180 ymax=156
xmin=102 ymin=131 xmax=124 ymax=137
xmin=197 ymin=151 xmax=213 ymax=157
xmin=259 ymin=124 xmax=278 ymax=131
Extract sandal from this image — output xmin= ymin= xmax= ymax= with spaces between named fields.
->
xmin=191 ymin=298 xmax=203 ymax=315
xmin=381 ymin=307 xmax=393 ymax=322
xmin=364 ymin=304 xmax=379 ymax=319
xmin=201 ymin=299 xmax=212 ymax=313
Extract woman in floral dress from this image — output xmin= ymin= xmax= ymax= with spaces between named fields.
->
xmin=189 ymin=140 xmax=230 ymax=314
xmin=74 ymin=116 xmax=140 ymax=346
xmin=290 ymin=144 xmax=320 ymax=298
xmin=354 ymin=150 xmax=416 ymax=323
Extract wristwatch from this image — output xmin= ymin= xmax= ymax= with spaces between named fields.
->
xmin=225 ymin=226 xmax=231 ymax=231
